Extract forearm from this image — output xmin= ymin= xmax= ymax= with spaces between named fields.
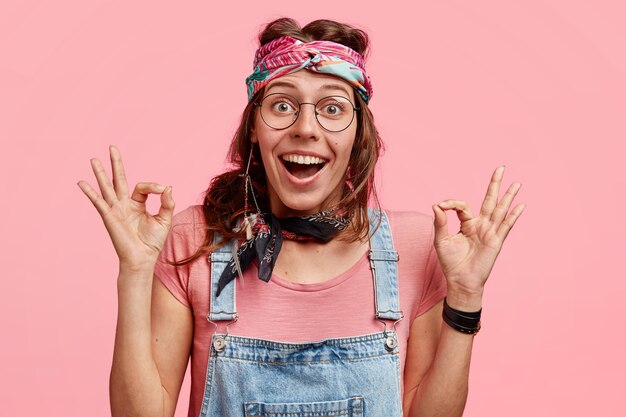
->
xmin=110 ymin=266 xmax=165 ymax=417
xmin=407 ymin=292 xmax=482 ymax=417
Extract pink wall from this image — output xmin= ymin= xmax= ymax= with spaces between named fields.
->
xmin=1 ymin=1 xmax=624 ymax=416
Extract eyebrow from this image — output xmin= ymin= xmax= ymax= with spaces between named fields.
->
xmin=266 ymin=80 xmax=353 ymax=98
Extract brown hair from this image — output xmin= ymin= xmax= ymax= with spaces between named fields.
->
xmin=169 ymin=17 xmax=384 ymax=267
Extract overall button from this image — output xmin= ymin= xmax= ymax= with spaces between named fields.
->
xmin=213 ymin=336 xmax=227 ymax=352
xmin=385 ymin=335 xmax=397 ymax=352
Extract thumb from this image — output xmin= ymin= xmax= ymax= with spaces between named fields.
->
xmin=156 ymin=186 xmax=175 ymax=225
xmin=432 ymin=204 xmax=449 ymax=243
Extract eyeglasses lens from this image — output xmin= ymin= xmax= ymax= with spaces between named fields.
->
xmin=259 ymin=93 xmax=355 ymax=132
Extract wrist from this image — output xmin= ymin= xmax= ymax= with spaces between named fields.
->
xmin=118 ymin=262 xmax=156 ymax=281
xmin=445 ymin=286 xmax=484 ymax=312
xmin=442 ymin=297 xmax=482 ymax=335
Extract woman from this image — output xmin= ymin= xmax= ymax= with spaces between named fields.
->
xmin=78 ymin=18 xmax=524 ymax=417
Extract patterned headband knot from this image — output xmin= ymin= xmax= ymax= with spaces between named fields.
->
xmin=245 ymin=36 xmax=373 ymax=103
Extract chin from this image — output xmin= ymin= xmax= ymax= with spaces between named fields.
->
xmin=274 ymin=199 xmax=325 ymax=217
xmin=271 ymin=190 xmax=340 ymax=217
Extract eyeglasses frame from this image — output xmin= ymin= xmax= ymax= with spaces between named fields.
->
xmin=254 ymin=92 xmax=360 ymax=133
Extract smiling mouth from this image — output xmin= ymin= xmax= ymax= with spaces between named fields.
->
xmin=281 ymin=155 xmax=327 ymax=180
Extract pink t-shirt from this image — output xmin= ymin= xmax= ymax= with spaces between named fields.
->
xmin=155 ymin=205 xmax=447 ymax=417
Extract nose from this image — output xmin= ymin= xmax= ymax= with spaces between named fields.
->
xmin=291 ymin=103 xmax=320 ymax=140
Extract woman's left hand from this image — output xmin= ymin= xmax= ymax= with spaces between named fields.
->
xmin=432 ymin=165 xmax=525 ymax=309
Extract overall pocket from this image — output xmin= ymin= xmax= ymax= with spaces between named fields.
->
xmin=244 ymin=396 xmax=364 ymax=417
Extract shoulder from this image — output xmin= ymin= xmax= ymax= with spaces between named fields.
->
xmin=171 ymin=205 xmax=205 ymax=227
xmin=383 ymin=209 xmax=433 ymax=229
xmin=168 ymin=205 xmax=207 ymax=250
xmin=378 ymin=209 xmax=435 ymax=248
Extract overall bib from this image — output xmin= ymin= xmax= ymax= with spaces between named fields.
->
xmin=199 ymin=209 xmax=404 ymax=417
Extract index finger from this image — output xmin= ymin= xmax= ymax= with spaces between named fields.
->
xmin=479 ymin=165 xmax=505 ymax=218
xmin=110 ymin=145 xmax=129 ymax=198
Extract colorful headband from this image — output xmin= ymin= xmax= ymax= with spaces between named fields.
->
xmin=245 ymin=36 xmax=373 ymax=103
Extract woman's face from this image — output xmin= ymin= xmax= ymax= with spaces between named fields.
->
xmin=252 ymin=70 xmax=358 ymax=217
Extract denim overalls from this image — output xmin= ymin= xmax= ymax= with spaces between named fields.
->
xmin=199 ymin=209 xmax=404 ymax=416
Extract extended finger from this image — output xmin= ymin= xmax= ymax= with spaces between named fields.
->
xmin=437 ymin=199 xmax=474 ymax=222
xmin=90 ymin=158 xmax=117 ymax=206
xmin=491 ymin=182 xmax=522 ymax=226
xmin=479 ymin=166 xmax=505 ymax=218
xmin=155 ymin=186 xmax=175 ymax=225
xmin=77 ymin=180 xmax=111 ymax=217
xmin=131 ymin=182 xmax=166 ymax=205
xmin=496 ymin=203 xmax=526 ymax=240
xmin=110 ymin=145 xmax=129 ymax=199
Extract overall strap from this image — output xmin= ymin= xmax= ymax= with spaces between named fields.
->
xmin=368 ymin=208 xmax=403 ymax=322
xmin=208 ymin=233 xmax=237 ymax=321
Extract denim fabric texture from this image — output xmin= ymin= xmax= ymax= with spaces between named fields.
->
xmin=209 ymin=248 xmax=237 ymax=321
xmin=200 ymin=209 xmax=404 ymax=417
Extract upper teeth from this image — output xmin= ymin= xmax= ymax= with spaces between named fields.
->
xmin=282 ymin=154 xmax=326 ymax=165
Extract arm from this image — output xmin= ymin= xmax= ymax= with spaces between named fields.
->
xmin=77 ymin=145 xmax=190 ymax=417
xmin=404 ymin=166 xmax=524 ymax=416
xmin=110 ymin=270 xmax=192 ymax=417
xmin=403 ymin=294 xmax=481 ymax=417
xmin=150 ymin=276 xmax=193 ymax=416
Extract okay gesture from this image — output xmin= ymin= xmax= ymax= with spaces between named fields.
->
xmin=432 ymin=166 xmax=525 ymax=309
xmin=77 ymin=145 xmax=176 ymax=271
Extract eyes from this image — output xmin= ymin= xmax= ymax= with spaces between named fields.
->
xmin=257 ymin=92 xmax=358 ymax=132
xmin=320 ymin=101 xmax=344 ymax=116
xmin=274 ymin=101 xmax=293 ymax=113
xmin=267 ymin=94 xmax=350 ymax=118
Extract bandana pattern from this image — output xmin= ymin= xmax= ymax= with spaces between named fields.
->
xmin=245 ymin=36 xmax=373 ymax=103
xmin=215 ymin=210 xmax=350 ymax=297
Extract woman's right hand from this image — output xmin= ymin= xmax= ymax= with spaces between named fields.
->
xmin=77 ymin=145 xmax=175 ymax=271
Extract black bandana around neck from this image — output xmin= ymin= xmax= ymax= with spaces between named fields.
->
xmin=215 ymin=209 xmax=350 ymax=297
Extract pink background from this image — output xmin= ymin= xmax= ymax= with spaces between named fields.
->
xmin=1 ymin=1 xmax=624 ymax=416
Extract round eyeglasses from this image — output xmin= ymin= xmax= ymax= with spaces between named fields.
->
xmin=255 ymin=93 xmax=359 ymax=132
